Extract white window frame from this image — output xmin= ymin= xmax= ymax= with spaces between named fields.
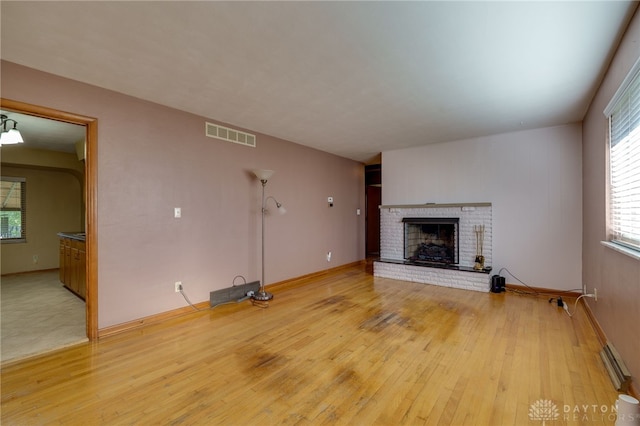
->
xmin=1 ymin=176 xmax=27 ymax=243
xmin=603 ymin=55 xmax=640 ymax=259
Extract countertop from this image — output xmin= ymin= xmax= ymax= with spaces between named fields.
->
xmin=57 ymin=232 xmax=86 ymax=241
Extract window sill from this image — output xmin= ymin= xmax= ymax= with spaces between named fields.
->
xmin=601 ymin=241 xmax=640 ymax=260
xmin=1 ymin=238 xmax=26 ymax=244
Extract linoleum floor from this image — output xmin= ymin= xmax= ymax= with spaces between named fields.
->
xmin=1 ymin=270 xmax=87 ymax=363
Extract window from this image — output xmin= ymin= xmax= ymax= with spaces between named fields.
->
xmin=1 ymin=177 xmax=26 ymax=242
xmin=604 ymin=59 xmax=640 ymax=253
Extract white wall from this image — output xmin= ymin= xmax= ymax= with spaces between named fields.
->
xmin=382 ymin=124 xmax=582 ymax=291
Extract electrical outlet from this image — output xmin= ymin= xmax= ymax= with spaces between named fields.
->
xmin=32 ymin=255 xmax=38 ymax=264
xmin=594 ymin=288 xmax=598 ymax=302
xmin=175 ymin=281 xmax=182 ymax=292
xmin=327 ymin=251 xmax=332 ymax=262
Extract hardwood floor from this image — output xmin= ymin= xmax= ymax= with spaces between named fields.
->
xmin=1 ymin=263 xmax=619 ymax=425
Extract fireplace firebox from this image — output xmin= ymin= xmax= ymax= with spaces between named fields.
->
xmin=403 ymin=217 xmax=459 ymax=265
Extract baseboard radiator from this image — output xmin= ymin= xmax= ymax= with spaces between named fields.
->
xmin=600 ymin=342 xmax=632 ymax=392
xmin=209 ymin=281 xmax=260 ymax=307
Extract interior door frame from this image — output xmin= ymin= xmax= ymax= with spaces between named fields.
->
xmin=1 ymin=98 xmax=98 ymax=340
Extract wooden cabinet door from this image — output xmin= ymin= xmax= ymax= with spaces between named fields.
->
xmin=59 ymin=239 xmax=66 ymax=283
xmin=69 ymin=245 xmax=79 ymax=294
xmin=60 ymin=237 xmax=86 ymax=300
xmin=77 ymin=243 xmax=86 ymax=299
xmin=64 ymin=240 xmax=72 ymax=286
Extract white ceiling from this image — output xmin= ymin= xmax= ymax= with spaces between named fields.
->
xmin=1 ymin=1 xmax=636 ymax=162
xmin=0 ymin=110 xmax=85 ymax=154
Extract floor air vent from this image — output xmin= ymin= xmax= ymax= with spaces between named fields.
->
xmin=600 ymin=342 xmax=631 ymax=392
xmin=205 ymin=122 xmax=256 ymax=147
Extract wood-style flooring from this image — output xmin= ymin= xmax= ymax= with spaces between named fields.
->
xmin=1 ymin=263 xmax=618 ymax=425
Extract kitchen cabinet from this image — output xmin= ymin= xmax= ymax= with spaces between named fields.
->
xmin=59 ymin=239 xmax=66 ymax=283
xmin=75 ymin=240 xmax=86 ymax=299
xmin=58 ymin=233 xmax=86 ymax=300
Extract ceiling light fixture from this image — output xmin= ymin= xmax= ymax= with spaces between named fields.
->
xmin=0 ymin=114 xmax=24 ymax=145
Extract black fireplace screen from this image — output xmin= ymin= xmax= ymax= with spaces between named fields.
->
xmin=403 ymin=217 xmax=459 ymax=264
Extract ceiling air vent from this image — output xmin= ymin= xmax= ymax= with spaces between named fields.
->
xmin=205 ymin=122 xmax=256 ymax=148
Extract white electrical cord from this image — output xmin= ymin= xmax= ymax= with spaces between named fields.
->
xmin=563 ymin=294 xmax=596 ymax=317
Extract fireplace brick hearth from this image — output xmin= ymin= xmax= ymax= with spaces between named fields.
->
xmin=374 ymin=203 xmax=492 ymax=292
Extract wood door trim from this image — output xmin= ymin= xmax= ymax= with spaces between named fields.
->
xmin=1 ymin=98 xmax=98 ymax=340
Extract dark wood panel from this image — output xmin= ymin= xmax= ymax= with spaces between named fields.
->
xmin=366 ymin=185 xmax=381 ymax=255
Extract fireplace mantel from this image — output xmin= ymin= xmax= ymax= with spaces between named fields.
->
xmin=380 ymin=202 xmax=491 ymax=209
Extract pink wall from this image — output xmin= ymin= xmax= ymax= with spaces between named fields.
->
xmin=1 ymin=61 xmax=365 ymax=328
xmin=582 ymin=11 xmax=640 ymax=388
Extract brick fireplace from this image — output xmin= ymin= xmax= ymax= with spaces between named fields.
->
xmin=374 ymin=203 xmax=492 ymax=292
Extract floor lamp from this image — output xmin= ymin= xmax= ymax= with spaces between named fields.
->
xmin=252 ymin=169 xmax=286 ymax=302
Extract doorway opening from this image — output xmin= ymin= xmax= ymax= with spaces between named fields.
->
xmin=1 ymin=98 xmax=98 ymax=341
xmin=365 ymin=164 xmax=381 ymax=257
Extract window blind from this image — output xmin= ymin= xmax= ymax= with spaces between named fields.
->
xmin=607 ymin=64 xmax=640 ymax=251
xmin=0 ymin=177 xmax=26 ymax=240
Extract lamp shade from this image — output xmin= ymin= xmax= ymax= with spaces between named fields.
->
xmin=0 ymin=129 xmax=24 ymax=145
xmin=252 ymin=169 xmax=275 ymax=181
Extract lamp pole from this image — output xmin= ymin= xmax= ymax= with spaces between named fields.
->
xmin=251 ymin=169 xmax=284 ymax=302
xmin=253 ymin=177 xmax=274 ymax=302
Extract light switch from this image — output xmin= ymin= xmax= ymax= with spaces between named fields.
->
xmin=174 ymin=207 xmax=181 ymax=218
